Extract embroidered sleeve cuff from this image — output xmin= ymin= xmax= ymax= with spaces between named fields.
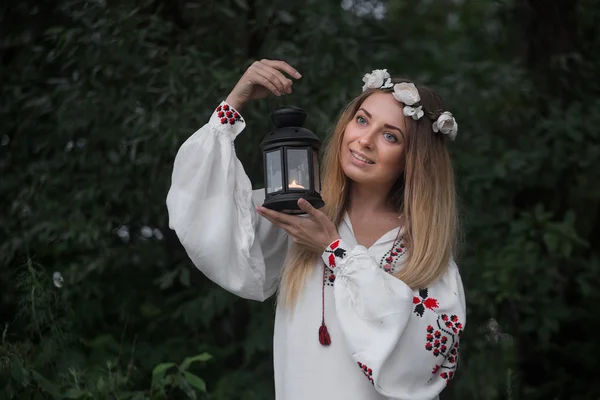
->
xmin=322 ymin=239 xmax=351 ymax=270
xmin=208 ymin=101 xmax=246 ymax=138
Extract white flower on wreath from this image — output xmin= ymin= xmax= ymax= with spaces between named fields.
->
xmin=362 ymin=69 xmax=393 ymax=91
xmin=432 ymin=111 xmax=458 ymax=140
xmin=403 ymin=105 xmax=424 ymax=121
xmin=392 ymin=82 xmax=420 ymax=106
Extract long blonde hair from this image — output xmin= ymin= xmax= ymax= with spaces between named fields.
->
xmin=278 ymin=78 xmax=458 ymax=308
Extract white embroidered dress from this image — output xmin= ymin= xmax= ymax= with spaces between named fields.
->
xmin=166 ymin=102 xmax=467 ymax=400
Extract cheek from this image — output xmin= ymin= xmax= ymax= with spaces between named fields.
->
xmin=339 ymin=132 xmax=350 ymax=162
xmin=380 ymin=148 xmax=406 ymax=176
xmin=340 ymin=129 xmax=356 ymax=155
xmin=342 ymin=123 xmax=362 ymax=142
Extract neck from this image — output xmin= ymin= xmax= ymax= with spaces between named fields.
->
xmin=347 ymin=181 xmax=394 ymax=215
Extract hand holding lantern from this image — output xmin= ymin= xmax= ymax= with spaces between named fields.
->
xmin=256 ymin=199 xmax=339 ymax=254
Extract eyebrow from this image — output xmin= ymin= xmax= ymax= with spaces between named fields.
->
xmin=358 ymin=108 xmax=405 ymax=136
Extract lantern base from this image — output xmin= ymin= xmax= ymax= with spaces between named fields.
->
xmin=262 ymin=192 xmax=325 ymax=215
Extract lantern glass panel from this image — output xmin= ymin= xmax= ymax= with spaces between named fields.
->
xmin=266 ymin=149 xmax=283 ymax=194
xmin=286 ymin=148 xmax=310 ymax=190
xmin=312 ymin=149 xmax=320 ymax=193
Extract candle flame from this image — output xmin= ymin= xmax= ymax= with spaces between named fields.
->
xmin=289 ymin=179 xmax=305 ymax=189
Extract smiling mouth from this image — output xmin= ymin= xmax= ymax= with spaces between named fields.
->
xmin=350 ymin=150 xmax=375 ymax=164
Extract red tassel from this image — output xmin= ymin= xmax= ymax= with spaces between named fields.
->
xmin=319 ymin=324 xmax=331 ymax=346
xmin=319 ymin=263 xmax=332 ymax=346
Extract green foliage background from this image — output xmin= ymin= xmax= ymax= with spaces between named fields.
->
xmin=1 ymin=0 xmax=599 ymax=398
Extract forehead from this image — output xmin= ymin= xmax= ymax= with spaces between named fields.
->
xmin=359 ymin=92 xmax=407 ymax=131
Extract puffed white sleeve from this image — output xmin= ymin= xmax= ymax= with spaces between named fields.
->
xmin=166 ymin=101 xmax=289 ymax=301
xmin=322 ymin=239 xmax=466 ymax=400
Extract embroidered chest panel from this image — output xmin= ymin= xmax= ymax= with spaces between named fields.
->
xmin=414 ymin=289 xmax=464 ymax=386
xmin=323 ymin=236 xmax=405 ymax=286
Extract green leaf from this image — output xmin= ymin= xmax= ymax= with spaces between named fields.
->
xmin=157 ymin=269 xmax=178 ymax=290
xmin=152 ymin=362 xmax=176 ymax=381
xmin=179 ymin=267 xmax=191 ymax=287
xmin=178 ymin=379 xmax=197 ymax=400
xmin=180 ymin=353 xmax=212 ymax=371
xmin=30 ymin=370 xmax=60 ymax=397
xmin=64 ymin=387 xmax=89 ymax=398
xmin=5 ymin=379 xmax=16 ymax=398
xmin=10 ymin=359 xmax=24 ymax=384
xmin=140 ymin=302 xmax=162 ymax=317
xmin=33 ymin=391 xmax=47 ymax=400
xmin=81 ymin=334 xmax=120 ymax=351
xmin=96 ymin=376 xmax=105 ymax=391
xmin=45 ymin=26 xmax=66 ymax=36
xmin=183 ymin=371 xmax=206 ymax=392
xmin=117 ymin=391 xmax=141 ymax=400
xmin=233 ymin=0 xmax=249 ymax=10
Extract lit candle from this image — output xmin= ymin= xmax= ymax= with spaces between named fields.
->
xmin=288 ymin=179 xmax=305 ymax=189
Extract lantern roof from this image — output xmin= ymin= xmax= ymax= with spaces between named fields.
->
xmin=260 ymin=106 xmax=321 ymax=151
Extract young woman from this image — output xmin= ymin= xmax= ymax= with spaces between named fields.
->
xmin=167 ymin=59 xmax=465 ymax=400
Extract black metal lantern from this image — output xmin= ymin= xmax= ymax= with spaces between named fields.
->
xmin=260 ymin=106 xmax=324 ymax=214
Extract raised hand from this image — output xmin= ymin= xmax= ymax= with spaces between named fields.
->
xmin=225 ymin=59 xmax=302 ymax=110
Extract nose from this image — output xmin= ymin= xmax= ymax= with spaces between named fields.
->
xmin=358 ymin=131 xmax=375 ymax=149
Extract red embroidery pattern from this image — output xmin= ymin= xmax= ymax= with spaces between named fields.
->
xmin=378 ymin=236 xmax=406 ymax=274
xmin=324 ymin=240 xmax=346 ymax=270
xmin=413 ymin=288 xmax=439 ymax=317
xmin=425 ymin=313 xmax=463 ymax=384
xmin=323 ymin=237 xmax=407 ymax=287
xmin=215 ymin=104 xmax=243 ymax=125
xmin=324 ymin=273 xmax=335 ymax=286
xmin=322 ymin=240 xmax=347 ymax=286
xmin=357 ymin=361 xmax=374 ymax=385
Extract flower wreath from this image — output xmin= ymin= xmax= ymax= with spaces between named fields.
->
xmin=361 ymin=69 xmax=458 ymax=141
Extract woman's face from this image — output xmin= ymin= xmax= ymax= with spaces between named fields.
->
xmin=340 ymin=92 xmax=408 ymax=188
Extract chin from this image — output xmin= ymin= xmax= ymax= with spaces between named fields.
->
xmin=340 ymin=161 xmax=372 ymax=184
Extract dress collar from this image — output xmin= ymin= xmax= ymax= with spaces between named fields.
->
xmin=341 ymin=211 xmax=402 ymax=250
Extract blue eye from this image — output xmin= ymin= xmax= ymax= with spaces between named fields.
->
xmin=356 ymin=116 xmax=367 ymax=124
xmin=384 ymin=132 xmax=398 ymax=143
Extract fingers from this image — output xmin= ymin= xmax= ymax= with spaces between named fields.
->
xmin=259 ymin=213 xmax=288 ymax=231
xmin=249 ymin=59 xmax=301 ymax=96
xmin=253 ymin=62 xmax=293 ymax=95
xmin=256 ymin=206 xmax=294 ymax=229
xmin=298 ymin=198 xmax=324 ymax=221
xmin=249 ymin=71 xmax=282 ymax=97
xmin=260 ymin=59 xmax=302 ymax=79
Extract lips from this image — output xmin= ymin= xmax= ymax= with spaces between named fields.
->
xmin=350 ymin=150 xmax=375 ymax=164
